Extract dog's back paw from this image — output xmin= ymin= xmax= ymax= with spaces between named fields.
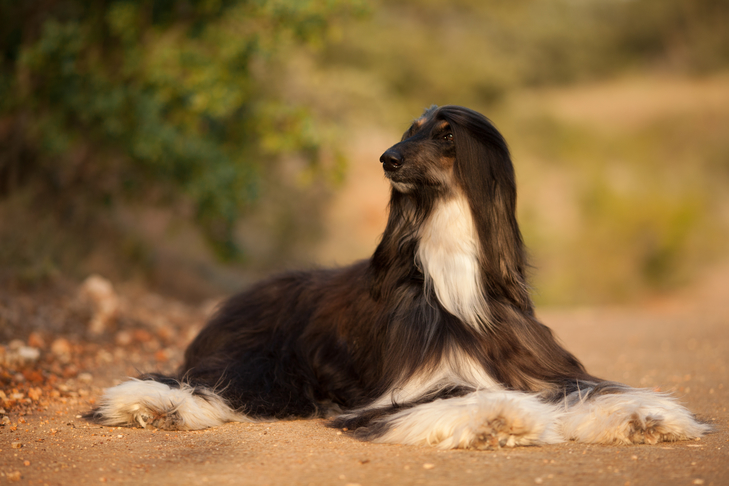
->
xmin=562 ymin=389 xmax=710 ymax=445
xmin=89 ymin=378 xmax=250 ymax=430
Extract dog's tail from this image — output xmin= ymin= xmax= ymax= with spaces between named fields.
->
xmin=85 ymin=374 xmax=250 ymax=430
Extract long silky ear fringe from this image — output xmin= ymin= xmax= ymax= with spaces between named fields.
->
xmin=86 ymin=379 xmax=251 ymax=430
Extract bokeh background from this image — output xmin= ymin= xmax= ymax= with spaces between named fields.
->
xmin=1 ymin=0 xmax=728 ymax=306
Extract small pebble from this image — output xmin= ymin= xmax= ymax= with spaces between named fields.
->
xmin=8 ymin=339 xmax=25 ymax=350
xmin=535 ymin=478 xmax=544 ymax=484
xmin=16 ymin=346 xmax=41 ymax=364
xmin=27 ymin=387 xmax=42 ymax=401
xmin=115 ymin=331 xmax=133 ymax=346
xmin=78 ymin=372 xmax=93 ymax=384
xmin=51 ymin=338 xmax=72 ymax=362
xmin=11 ymin=441 xmax=23 ymax=449
xmin=423 ymin=463 xmax=435 ymax=470
xmin=132 ymin=329 xmax=153 ymax=343
xmin=28 ymin=331 xmax=46 ymax=349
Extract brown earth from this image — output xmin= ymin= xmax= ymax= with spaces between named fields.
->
xmin=1 ymin=265 xmax=728 ymax=486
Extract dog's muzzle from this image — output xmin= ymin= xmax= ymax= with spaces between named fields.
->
xmin=380 ymin=149 xmax=403 ymax=172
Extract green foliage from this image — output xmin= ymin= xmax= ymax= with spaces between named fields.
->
xmin=0 ymin=0 xmax=362 ymax=262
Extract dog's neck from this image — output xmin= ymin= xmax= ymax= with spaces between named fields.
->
xmin=371 ymin=188 xmax=491 ymax=330
xmin=415 ymin=192 xmax=490 ymax=330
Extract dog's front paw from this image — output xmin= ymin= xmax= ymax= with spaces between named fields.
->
xmin=458 ymin=392 xmax=563 ymax=449
xmin=470 ymin=414 xmax=532 ymax=449
xmin=627 ymin=412 xmax=682 ymax=444
xmin=135 ymin=410 xmax=184 ymax=430
xmin=561 ymin=390 xmax=710 ymax=445
xmin=368 ymin=391 xmax=563 ymax=449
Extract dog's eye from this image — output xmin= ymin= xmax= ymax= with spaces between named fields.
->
xmin=443 ymin=133 xmax=453 ymax=141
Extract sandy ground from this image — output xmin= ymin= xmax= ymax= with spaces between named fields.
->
xmin=1 ymin=273 xmax=728 ymax=486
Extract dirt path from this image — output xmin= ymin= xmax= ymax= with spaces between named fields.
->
xmin=1 ymin=275 xmax=728 ymax=485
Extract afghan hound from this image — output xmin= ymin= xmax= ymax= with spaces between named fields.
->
xmin=88 ymin=105 xmax=708 ymax=448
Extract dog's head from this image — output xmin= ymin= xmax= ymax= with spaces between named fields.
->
xmin=379 ymin=105 xmax=529 ymax=311
xmin=380 ymin=105 xmax=515 ymax=203
xmin=379 ymin=106 xmax=457 ymax=194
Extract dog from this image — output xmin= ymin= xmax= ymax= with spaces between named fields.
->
xmin=88 ymin=105 xmax=708 ymax=448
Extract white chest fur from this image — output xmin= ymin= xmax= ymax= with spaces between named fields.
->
xmin=416 ymin=194 xmax=489 ymax=330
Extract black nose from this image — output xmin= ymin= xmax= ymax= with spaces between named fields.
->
xmin=380 ymin=150 xmax=403 ymax=172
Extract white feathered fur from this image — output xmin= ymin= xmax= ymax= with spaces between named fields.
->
xmin=92 ymin=379 xmax=248 ymax=430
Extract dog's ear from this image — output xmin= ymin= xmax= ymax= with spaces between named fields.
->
xmin=438 ymin=106 xmax=531 ymax=310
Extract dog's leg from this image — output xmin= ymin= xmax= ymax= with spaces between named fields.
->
xmin=560 ymin=387 xmax=710 ymax=444
xmin=86 ymin=379 xmax=250 ymax=430
xmin=348 ymin=390 xmax=563 ymax=450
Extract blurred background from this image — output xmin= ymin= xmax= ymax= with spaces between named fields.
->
xmin=1 ymin=0 xmax=728 ymax=306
